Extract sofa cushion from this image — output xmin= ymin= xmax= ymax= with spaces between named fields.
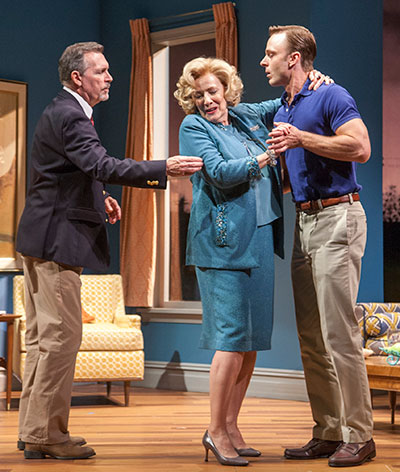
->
xmin=19 ymin=322 xmax=143 ymax=352
xmin=80 ymin=323 xmax=144 ymax=351
xmin=74 ymin=350 xmax=145 ymax=380
xmin=20 ymin=350 xmax=145 ymax=381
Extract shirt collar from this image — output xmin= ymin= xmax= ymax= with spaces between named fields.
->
xmin=298 ymin=78 xmax=313 ymax=97
xmin=280 ymin=78 xmax=313 ymax=105
xmin=63 ymin=86 xmax=93 ymax=120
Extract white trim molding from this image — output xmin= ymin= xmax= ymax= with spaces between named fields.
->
xmin=141 ymin=308 xmax=202 ymax=324
xmin=151 ymin=21 xmax=215 ymax=47
xmin=142 ymin=361 xmax=308 ymax=402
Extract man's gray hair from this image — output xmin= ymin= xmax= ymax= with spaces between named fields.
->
xmin=58 ymin=42 xmax=104 ymax=85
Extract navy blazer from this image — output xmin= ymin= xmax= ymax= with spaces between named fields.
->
xmin=17 ymin=90 xmax=166 ymax=271
xmin=179 ymin=99 xmax=284 ymax=270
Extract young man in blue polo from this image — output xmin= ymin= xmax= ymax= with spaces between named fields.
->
xmin=260 ymin=25 xmax=375 ymax=467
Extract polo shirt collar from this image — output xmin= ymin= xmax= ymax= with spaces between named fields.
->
xmin=298 ymin=78 xmax=313 ymax=97
xmin=280 ymin=78 xmax=313 ymax=105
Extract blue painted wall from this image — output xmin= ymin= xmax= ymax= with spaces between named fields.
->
xmin=99 ymin=0 xmax=383 ymax=370
xmin=0 ymin=0 xmax=383 ymax=372
xmin=0 ymin=0 xmax=101 ymax=352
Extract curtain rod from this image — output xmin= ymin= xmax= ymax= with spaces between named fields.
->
xmin=150 ymin=3 xmax=236 ymax=23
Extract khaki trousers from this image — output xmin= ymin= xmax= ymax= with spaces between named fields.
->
xmin=291 ymin=201 xmax=373 ymax=443
xmin=18 ymin=256 xmax=83 ymax=444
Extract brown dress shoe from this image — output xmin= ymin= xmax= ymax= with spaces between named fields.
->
xmin=18 ymin=435 xmax=86 ymax=450
xmin=328 ymin=438 xmax=376 ymax=467
xmin=24 ymin=440 xmax=95 ymax=460
xmin=284 ymin=438 xmax=342 ymax=459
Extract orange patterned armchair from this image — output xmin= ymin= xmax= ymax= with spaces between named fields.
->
xmin=13 ymin=274 xmax=144 ymax=406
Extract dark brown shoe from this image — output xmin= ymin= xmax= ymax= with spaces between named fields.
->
xmin=24 ymin=440 xmax=95 ymax=460
xmin=328 ymin=438 xmax=376 ymax=467
xmin=18 ymin=435 xmax=86 ymax=450
xmin=284 ymin=438 xmax=342 ymax=460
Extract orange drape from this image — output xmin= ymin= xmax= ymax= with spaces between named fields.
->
xmin=212 ymin=2 xmax=238 ymax=68
xmin=120 ymin=18 xmax=156 ymax=307
xmin=121 ymin=8 xmax=238 ymax=306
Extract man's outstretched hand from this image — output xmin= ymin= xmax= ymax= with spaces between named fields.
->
xmin=166 ymin=156 xmax=203 ymax=177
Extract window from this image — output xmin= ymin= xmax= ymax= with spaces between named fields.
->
xmin=151 ymin=22 xmax=215 ymax=309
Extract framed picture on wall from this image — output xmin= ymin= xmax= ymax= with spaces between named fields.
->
xmin=0 ymin=79 xmax=27 ymax=271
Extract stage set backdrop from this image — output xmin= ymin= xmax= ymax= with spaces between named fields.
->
xmin=383 ymin=0 xmax=400 ymax=301
xmin=0 ymin=0 xmax=389 ymax=387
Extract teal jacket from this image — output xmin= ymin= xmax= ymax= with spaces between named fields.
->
xmin=179 ymin=99 xmax=284 ymax=270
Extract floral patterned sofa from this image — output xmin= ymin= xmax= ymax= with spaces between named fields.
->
xmin=13 ymin=274 xmax=144 ymax=406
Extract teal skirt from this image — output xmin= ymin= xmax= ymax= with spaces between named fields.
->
xmin=195 ymin=223 xmax=274 ymax=352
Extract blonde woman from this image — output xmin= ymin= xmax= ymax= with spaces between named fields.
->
xmin=175 ymin=57 xmax=327 ymax=467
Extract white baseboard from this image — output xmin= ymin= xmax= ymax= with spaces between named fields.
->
xmin=142 ymin=361 xmax=309 ymax=402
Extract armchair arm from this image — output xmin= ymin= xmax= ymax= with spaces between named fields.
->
xmin=17 ymin=318 xmax=26 ymax=332
xmin=114 ymin=314 xmax=141 ymax=330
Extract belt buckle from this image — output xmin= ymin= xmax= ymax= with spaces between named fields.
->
xmin=309 ymin=199 xmax=323 ymax=212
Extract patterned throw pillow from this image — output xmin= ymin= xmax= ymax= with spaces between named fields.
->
xmin=82 ymin=307 xmax=95 ymax=323
xmin=359 ymin=311 xmax=400 ymax=338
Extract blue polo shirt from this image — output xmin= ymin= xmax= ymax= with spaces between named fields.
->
xmin=274 ymin=79 xmax=363 ymax=202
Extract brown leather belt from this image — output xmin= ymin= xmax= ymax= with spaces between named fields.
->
xmin=295 ymin=193 xmax=360 ymax=212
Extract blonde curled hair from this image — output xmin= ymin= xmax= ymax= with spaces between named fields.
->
xmin=174 ymin=57 xmax=243 ymax=115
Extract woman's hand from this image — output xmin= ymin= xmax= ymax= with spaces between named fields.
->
xmin=308 ymin=69 xmax=334 ymax=90
xmin=257 ymin=149 xmax=278 ymax=169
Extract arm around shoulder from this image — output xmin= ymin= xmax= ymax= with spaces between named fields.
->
xmin=235 ymin=98 xmax=281 ymax=130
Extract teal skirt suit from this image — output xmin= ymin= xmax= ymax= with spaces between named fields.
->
xmin=179 ymin=99 xmax=284 ymax=352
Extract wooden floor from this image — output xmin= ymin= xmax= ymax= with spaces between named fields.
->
xmin=1 ymin=384 xmax=400 ymax=471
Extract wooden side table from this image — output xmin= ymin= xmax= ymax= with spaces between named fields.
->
xmin=365 ymin=356 xmax=400 ymax=424
xmin=0 ymin=314 xmax=21 ymax=410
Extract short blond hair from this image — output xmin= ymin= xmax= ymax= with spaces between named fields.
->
xmin=269 ymin=25 xmax=316 ymax=71
xmin=174 ymin=57 xmax=243 ymax=115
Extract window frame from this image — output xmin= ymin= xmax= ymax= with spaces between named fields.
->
xmin=147 ymin=22 xmax=215 ymax=316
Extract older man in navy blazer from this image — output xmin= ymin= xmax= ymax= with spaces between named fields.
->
xmin=16 ymin=41 xmax=202 ymax=460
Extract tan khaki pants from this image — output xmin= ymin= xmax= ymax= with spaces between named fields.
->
xmin=18 ymin=256 xmax=82 ymax=444
xmin=292 ymin=201 xmax=373 ymax=443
